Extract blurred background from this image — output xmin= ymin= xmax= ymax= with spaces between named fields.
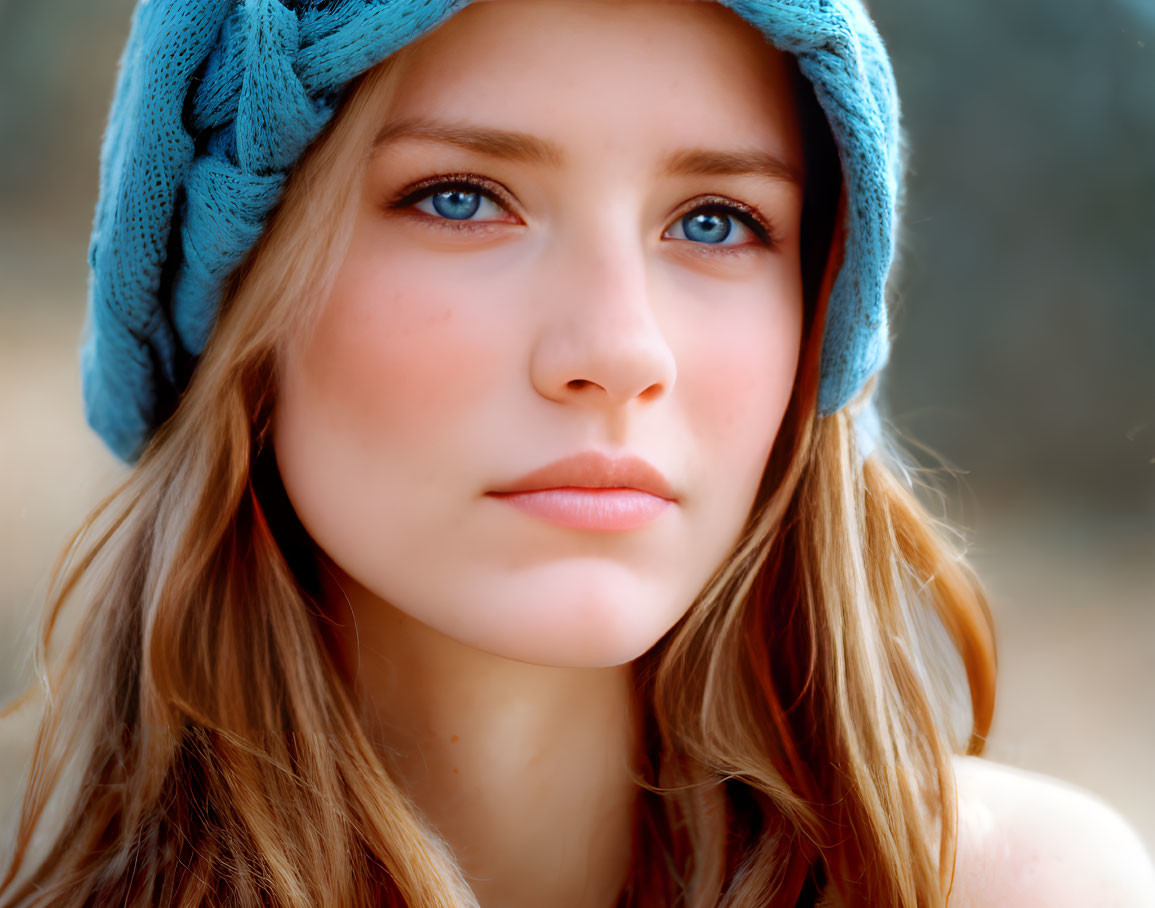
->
xmin=1 ymin=0 xmax=1152 ymax=855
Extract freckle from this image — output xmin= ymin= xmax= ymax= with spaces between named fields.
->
xmin=450 ymin=734 xmax=460 ymax=743
xmin=453 ymin=767 xmax=460 ymax=774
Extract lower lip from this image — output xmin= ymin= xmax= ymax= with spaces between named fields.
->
xmin=487 ymin=488 xmax=673 ymax=531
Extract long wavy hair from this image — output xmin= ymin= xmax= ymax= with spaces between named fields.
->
xmin=0 ymin=49 xmax=995 ymax=908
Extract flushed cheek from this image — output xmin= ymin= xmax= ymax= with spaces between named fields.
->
xmin=677 ymin=305 xmax=801 ymax=476
xmin=297 ymin=251 xmax=510 ymax=460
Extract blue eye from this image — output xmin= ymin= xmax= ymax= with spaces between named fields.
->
xmin=665 ymin=206 xmax=761 ymax=247
xmin=413 ymin=184 xmax=507 ymax=221
xmin=430 ymin=189 xmax=480 ymax=219
xmin=684 ymin=211 xmax=732 ymax=243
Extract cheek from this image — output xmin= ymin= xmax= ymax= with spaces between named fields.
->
xmin=273 ymin=234 xmax=517 ymax=570
xmin=289 ymin=244 xmax=500 ymax=458
xmin=677 ymin=289 xmax=803 ymax=469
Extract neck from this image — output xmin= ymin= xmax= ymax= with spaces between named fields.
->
xmin=326 ymin=567 xmax=640 ymax=908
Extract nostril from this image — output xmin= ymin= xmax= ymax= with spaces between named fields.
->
xmin=568 ymin=379 xmax=594 ymax=390
xmin=638 ymin=382 xmax=665 ymax=402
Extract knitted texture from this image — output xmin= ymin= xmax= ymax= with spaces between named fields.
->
xmin=84 ymin=0 xmax=899 ymax=462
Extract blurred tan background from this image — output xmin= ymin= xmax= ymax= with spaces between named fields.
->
xmin=1 ymin=0 xmax=1153 ymax=858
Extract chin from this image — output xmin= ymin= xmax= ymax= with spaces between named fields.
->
xmin=423 ymin=568 xmax=695 ymax=669
xmin=463 ymin=628 xmax=670 ymax=670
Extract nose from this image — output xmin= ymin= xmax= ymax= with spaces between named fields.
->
xmin=529 ymin=232 xmax=676 ymax=411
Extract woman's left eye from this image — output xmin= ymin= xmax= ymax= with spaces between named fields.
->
xmin=664 ymin=204 xmax=768 ymax=248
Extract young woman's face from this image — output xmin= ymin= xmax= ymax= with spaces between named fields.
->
xmin=274 ymin=0 xmax=807 ymax=667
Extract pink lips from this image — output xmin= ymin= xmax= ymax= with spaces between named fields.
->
xmin=486 ymin=451 xmax=676 ymax=531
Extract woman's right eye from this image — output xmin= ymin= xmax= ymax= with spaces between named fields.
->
xmin=390 ymin=177 xmax=517 ymax=227
xmin=414 ymin=185 xmax=508 ymax=222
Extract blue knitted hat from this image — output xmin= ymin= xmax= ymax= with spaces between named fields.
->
xmin=84 ymin=0 xmax=900 ymax=463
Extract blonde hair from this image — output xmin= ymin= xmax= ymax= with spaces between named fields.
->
xmin=0 ymin=54 xmax=994 ymax=908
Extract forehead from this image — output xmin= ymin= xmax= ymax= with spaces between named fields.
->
xmin=380 ymin=0 xmax=804 ymax=172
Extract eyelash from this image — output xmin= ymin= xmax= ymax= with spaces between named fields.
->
xmin=386 ymin=173 xmax=780 ymax=250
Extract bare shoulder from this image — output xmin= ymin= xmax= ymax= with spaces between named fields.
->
xmin=949 ymin=755 xmax=1155 ymax=907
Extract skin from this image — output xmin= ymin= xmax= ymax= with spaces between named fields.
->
xmin=951 ymin=757 xmax=1155 ymax=907
xmin=276 ymin=3 xmax=803 ymax=905
xmin=272 ymin=1 xmax=1155 ymax=906
xmin=277 ymin=0 xmax=805 ymax=673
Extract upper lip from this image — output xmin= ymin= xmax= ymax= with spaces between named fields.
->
xmin=488 ymin=451 xmax=676 ymax=501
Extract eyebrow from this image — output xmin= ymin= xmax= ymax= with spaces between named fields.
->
xmin=660 ymin=148 xmax=803 ymax=188
xmin=372 ymin=118 xmax=802 ymax=186
xmin=372 ymin=118 xmax=564 ymax=166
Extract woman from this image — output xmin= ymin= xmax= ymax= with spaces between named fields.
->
xmin=1 ymin=1 xmax=1152 ymax=905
